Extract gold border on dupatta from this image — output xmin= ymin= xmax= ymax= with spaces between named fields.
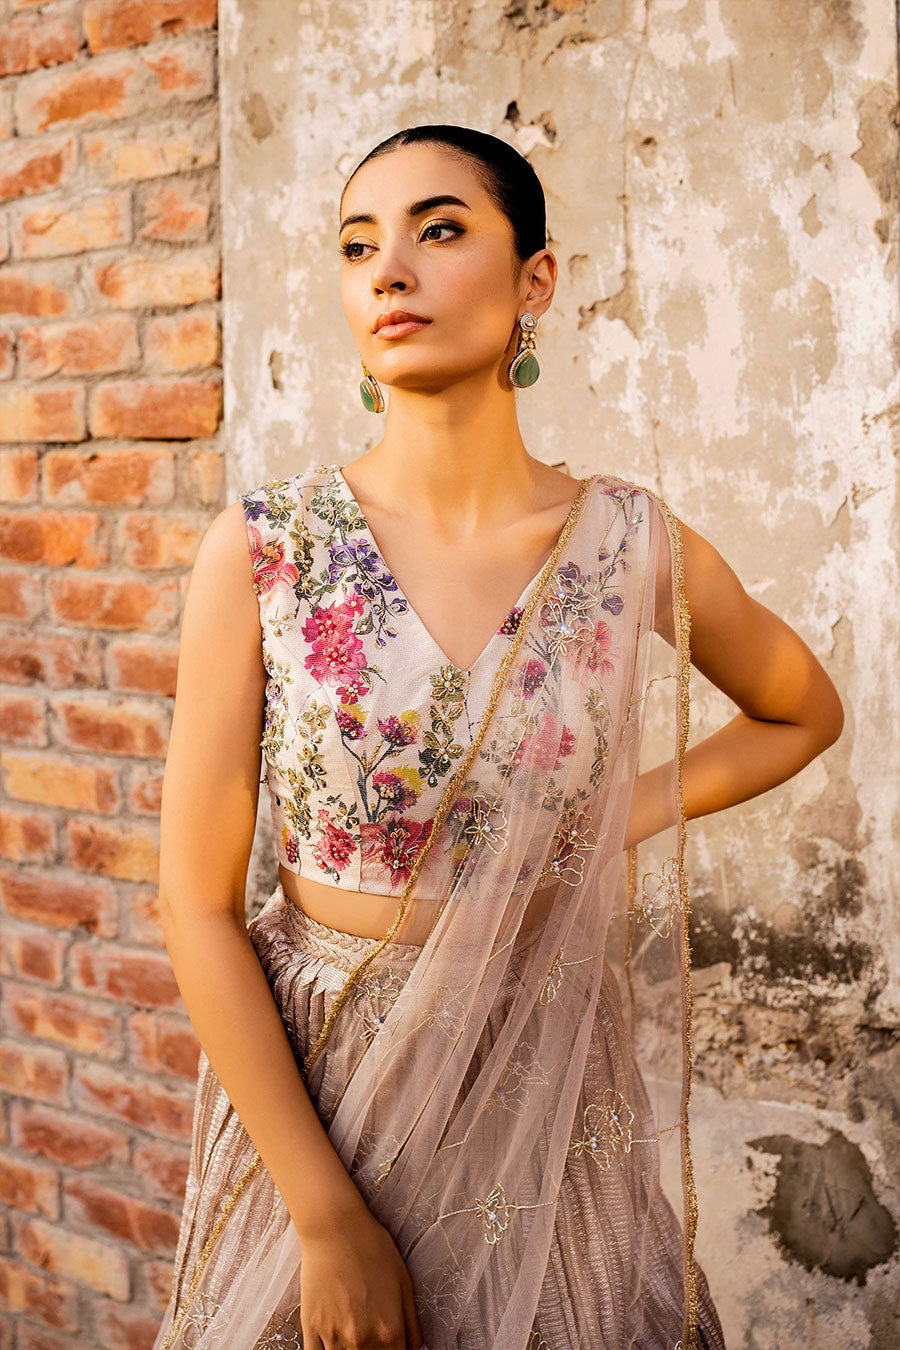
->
xmin=625 ymin=483 xmax=699 ymax=1349
xmin=158 ymin=472 xmax=597 ymax=1350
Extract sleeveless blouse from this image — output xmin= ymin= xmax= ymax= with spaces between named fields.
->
xmin=239 ymin=462 xmax=633 ymax=899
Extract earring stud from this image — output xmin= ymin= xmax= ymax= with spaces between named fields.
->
xmin=508 ymin=312 xmax=540 ymax=388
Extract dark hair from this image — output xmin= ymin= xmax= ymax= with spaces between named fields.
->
xmin=341 ymin=124 xmax=547 ymax=265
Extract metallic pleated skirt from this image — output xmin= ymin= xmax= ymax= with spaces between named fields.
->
xmin=153 ymin=884 xmax=725 ymax=1349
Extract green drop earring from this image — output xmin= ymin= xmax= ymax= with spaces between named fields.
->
xmin=508 ymin=311 xmax=540 ymax=388
xmin=359 ymin=358 xmax=385 ymax=413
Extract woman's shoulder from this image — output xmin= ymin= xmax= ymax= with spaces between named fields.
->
xmin=238 ymin=460 xmax=334 ymax=511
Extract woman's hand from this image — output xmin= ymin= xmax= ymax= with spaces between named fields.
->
xmin=297 ymin=1209 xmax=425 ymax=1349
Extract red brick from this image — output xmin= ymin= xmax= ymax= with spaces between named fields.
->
xmin=142 ymin=36 xmax=214 ymax=97
xmin=15 ymin=51 xmax=140 ymax=135
xmin=85 ymin=0 xmax=216 ymax=54
xmin=118 ymin=509 xmax=206 ymax=568
xmin=94 ymin=249 xmax=219 ymax=307
xmin=43 ymin=445 xmax=176 ymax=505
xmin=0 ymin=568 xmax=43 ymax=621
xmin=0 ymin=868 xmax=118 ymax=936
xmin=90 ymin=377 xmax=221 ymax=439
xmin=0 ymin=10 xmax=82 ymax=79
xmin=2 ymin=750 xmax=120 ymax=814
xmin=4 ymin=986 xmax=124 ymax=1057
xmin=0 ymin=629 xmax=104 ymax=688
xmin=0 ymin=331 xmax=14 ymax=379
xmin=47 ymin=573 xmax=179 ymax=632
xmin=123 ymin=886 xmax=166 ymax=948
xmin=0 ymin=86 xmax=13 ymax=140
xmin=11 ymin=1102 xmax=130 ymax=1169
xmin=15 ymin=39 xmax=214 ymax=135
xmin=0 ymin=691 xmax=47 ymax=745
xmin=65 ymin=815 xmax=160 ymax=883
xmin=137 ymin=176 xmax=209 ymax=241
xmin=0 ymin=385 xmax=86 ymax=443
xmin=127 ymin=763 xmax=165 ymax=813
xmin=71 ymin=942 xmax=179 ymax=1010
xmin=72 ymin=1062 xmax=194 ymax=1140
xmin=0 ymin=134 xmax=77 ymax=203
xmin=0 ymin=806 xmax=56 ymax=864
xmin=12 ymin=188 xmax=132 ymax=260
xmin=19 ymin=314 xmax=139 ymax=379
xmin=95 ymin=1303 xmax=170 ymax=1348
xmin=0 ymin=508 xmax=107 ymax=566
xmin=130 ymin=1011 xmax=199 ymax=1079
xmin=4 ymin=925 xmax=67 ymax=985
xmin=132 ymin=1136 xmax=190 ymax=1199
xmin=0 ymin=1252 xmax=78 ymax=1330
xmin=64 ymin=1174 xmax=180 ymax=1254
xmin=14 ymin=1215 xmax=130 ymax=1300
xmin=0 ymin=1041 xmax=67 ymax=1105
xmin=182 ymin=446 xmax=223 ymax=504
xmin=0 ymin=1148 xmax=58 ymax=1217
xmin=105 ymin=638 xmax=178 ymax=695
xmin=144 ymin=309 xmax=219 ymax=371
xmin=54 ymin=695 xmax=170 ymax=756
xmin=83 ymin=109 xmax=218 ymax=184
xmin=0 ymin=266 xmax=71 ymax=317
xmin=0 ymin=448 xmax=40 ymax=499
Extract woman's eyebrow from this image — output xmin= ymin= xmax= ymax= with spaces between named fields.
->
xmin=339 ymin=194 xmax=472 ymax=234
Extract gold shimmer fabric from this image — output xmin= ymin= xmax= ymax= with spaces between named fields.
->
xmin=153 ymin=472 xmax=726 ymax=1348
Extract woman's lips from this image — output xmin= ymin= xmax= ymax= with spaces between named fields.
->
xmin=375 ymin=319 xmax=432 ymax=339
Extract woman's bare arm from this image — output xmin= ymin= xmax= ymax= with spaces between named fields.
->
xmin=158 ymin=501 xmax=371 ymax=1240
xmin=628 ymin=514 xmax=844 ymax=846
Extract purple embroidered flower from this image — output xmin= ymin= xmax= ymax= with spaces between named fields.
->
xmin=372 ymin=770 xmax=418 ymax=811
xmin=243 ymin=496 xmax=269 ymax=523
xmin=499 ymin=606 xmax=524 ymax=637
xmin=327 ymin=539 xmax=398 ymax=594
xmin=377 ymin=715 xmax=417 ymax=748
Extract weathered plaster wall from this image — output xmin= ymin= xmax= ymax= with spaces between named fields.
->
xmin=219 ymin=1 xmax=900 ymax=1343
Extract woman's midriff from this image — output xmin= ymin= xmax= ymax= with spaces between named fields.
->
xmin=277 ymin=862 xmax=562 ymax=946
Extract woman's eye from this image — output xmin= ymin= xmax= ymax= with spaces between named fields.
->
xmin=339 ymin=240 xmax=369 ymax=260
xmin=421 ymin=221 xmax=462 ymax=243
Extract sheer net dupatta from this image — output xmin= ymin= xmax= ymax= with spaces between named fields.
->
xmin=202 ymin=475 xmax=701 ymax=1349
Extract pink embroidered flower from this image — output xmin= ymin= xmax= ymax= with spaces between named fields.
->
xmin=512 ymin=711 xmax=576 ymax=772
xmin=585 ymin=620 xmax=617 ymax=680
xmin=511 ymin=657 xmax=547 ymax=700
xmin=335 ymin=673 xmax=369 ymax=706
xmin=361 ymin=816 xmax=434 ymax=889
xmin=336 ymin=705 xmax=366 ymax=738
xmin=303 ymin=599 xmax=367 ymax=689
xmin=281 ymin=827 xmax=300 ymax=866
xmin=313 ymin=809 xmax=355 ymax=873
xmin=247 ymin=522 xmax=300 ymax=596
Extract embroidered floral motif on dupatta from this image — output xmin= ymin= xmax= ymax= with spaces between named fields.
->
xmin=156 ymin=470 xmax=719 ymax=1349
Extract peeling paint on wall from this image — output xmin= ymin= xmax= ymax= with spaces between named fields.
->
xmin=218 ymin=0 xmax=900 ymax=1339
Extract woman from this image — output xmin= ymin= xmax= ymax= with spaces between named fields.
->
xmin=153 ymin=125 xmax=844 ymax=1349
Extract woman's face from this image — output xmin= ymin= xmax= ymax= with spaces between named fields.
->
xmin=338 ymin=142 xmax=552 ymax=394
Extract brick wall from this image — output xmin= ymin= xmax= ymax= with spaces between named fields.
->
xmin=0 ymin=3 xmax=221 ymax=1345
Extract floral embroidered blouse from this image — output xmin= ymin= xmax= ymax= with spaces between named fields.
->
xmin=239 ymin=462 xmax=634 ymax=898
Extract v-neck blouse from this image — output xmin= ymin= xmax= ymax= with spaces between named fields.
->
xmin=239 ymin=461 xmax=616 ymax=898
